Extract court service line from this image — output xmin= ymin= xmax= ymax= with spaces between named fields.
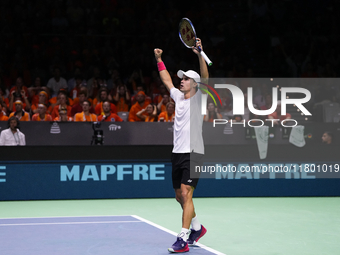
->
xmin=0 ymin=220 xmax=142 ymax=227
xmin=131 ymin=215 xmax=226 ymax=255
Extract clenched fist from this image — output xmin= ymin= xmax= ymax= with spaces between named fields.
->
xmin=154 ymin=48 xmax=163 ymax=62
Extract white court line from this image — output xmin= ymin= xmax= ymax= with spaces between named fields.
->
xmin=0 ymin=215 xmax=133 ymax=220
xmin=0 ymin=220 xmax=142 ymax=226
xmin=131 ymin=215 xmax=226 ymax=255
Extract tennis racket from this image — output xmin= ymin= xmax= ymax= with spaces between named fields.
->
xmin=178 ymin=18 xmax=212 ymax=66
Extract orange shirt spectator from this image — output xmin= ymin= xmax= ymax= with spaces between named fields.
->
xmin=31 ymin=91 xmax=50 ymax=114
xmin=158 ymin=111 xmax=175 ymax=122
xmin=98 ymin=113 xmax=123 ymax=122
xmin=74 ymin=100 xmax=97 ymax=122
xmin=114 ymin=85 xmax=131 ymax=112
xmin=268 ymin=102 xmax=291 ymax=125
xmin=0 ymin=104 xmax=8 ymax=121
xmin=116 ymin=97 xmax=130 ymax=112
xmin=97 ymin=101 xmax=123 ymax=122
xmin=0 ymin=113 xmax=8 ymax=121
xmin=32 ymin=113 xmax=53 ymax=121
xmin=128 ymin=91 xmax=150 ymax=122
xmin=9 ymin=77 xmax=28 ymax=99
xmin=75 ymin=112 xmax=97 ymax=122
xmin=51 ymin=105 xmax=72 ymax=119
xmin=158 ymin=102 xmax=175 ymax=122
xmin=93 ymin=87 xmax=112 ymax=107
xmin=54 ymin=108 xmax=73 ymax=122
xmin=95 ymin=102 xmax=117 ymax=115
xmin=9 ymin=111 xmax=30 ymax=121
xmin=32 ymin=104 xmax=52 ymax=121
xmin=9 ymin=100 xmax=30 ymax=121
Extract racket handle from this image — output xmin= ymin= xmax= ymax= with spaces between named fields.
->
xmin=200 ymin=50 xmax=212 ymax=66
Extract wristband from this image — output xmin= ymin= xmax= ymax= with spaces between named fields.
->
xmin=157 ymin=61 xmax=166 ymax=72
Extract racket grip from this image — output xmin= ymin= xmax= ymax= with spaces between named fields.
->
xmin=200 ymin=50 xmax=212 ymax=66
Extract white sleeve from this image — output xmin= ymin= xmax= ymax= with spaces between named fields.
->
xmin=21 ymin=133 xmax=26 ymax=146
xmin=170 ymin=87 xmax=181 ymax=103
xmin=0 ymin=131 xmax=5 ymax=145
xmin=46 ymin=78 xmax=53 ymax=89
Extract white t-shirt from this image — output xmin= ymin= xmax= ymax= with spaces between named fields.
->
xmin=170 ymin=88 xmax=204 ymax=154
xmin=0 ymin=129 xmax=26 ymax=146
xmin=47 ymin=77 xmax=68 ymax=97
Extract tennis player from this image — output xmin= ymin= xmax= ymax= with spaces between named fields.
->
xmin=154 ymin=38 xmax=208 ymax=253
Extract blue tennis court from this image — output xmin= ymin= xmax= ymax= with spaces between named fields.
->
xmin=0 ymin=215 xmax=224 ymax=255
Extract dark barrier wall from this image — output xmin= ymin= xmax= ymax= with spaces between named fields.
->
xmin=0 ymin=145 xmax=339 ymax=200
xmin=0 ymin=122 xmax=339 ymax=146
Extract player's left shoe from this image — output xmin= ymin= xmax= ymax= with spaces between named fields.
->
xmin=187 ymin=225 xmax=207 ymax=246
xmin=168 ymin=237 xmax=189 ymax=253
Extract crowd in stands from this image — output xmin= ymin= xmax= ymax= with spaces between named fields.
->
xmin=0 ymin=0 xmax=340 ymax=124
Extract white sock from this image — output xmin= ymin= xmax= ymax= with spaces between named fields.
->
xmin=191 ymin=215 xmax=201 ymax=231
xmin=177 ymin=228 xmax=189 ymax=242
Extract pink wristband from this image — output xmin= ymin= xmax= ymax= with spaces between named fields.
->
xmin=157 ymin=61 xmax=166 ymax=72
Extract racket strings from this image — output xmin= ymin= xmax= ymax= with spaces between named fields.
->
xmin=179 ymin=20 xmax=196 ymax=47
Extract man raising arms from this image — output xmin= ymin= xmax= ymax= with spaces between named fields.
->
xmin=154 ymin=38 xmax=208 ymax=253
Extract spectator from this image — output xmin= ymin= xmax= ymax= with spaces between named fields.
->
xmin=9 ymin=77 xmax=28 ymax=101
xmin=253 ymin=84 xmax=269 ymax=109
xmin=137 ymin=104 xmax=158 ymax=122
xmin=98 ymin=101 xmax=123 ymax=122
xmin=107 ymin=69 xmax=121 ymax=91
xmin=87 ymin=67 xmax=103 ymax=98
xmin=8 ymin=87 xmax=31 ymax=113
xmin=0 ymin=87 xmax=9 ymax=115
xmin=69 ymin=75 xmax=84 ymax=99
xmin=32 ymin=104 xmax=52 ymax=121
xmin=248 ymin=104 xmax=265 ymax=125
xmin=128 ymin=91 xmax=149 ymax=122
xmin=114 ymin=85 xmax=131 ymax=112
xmin=27 ymin=77 xmax=43 ymax=104
xmin=204 ymin=102 xmax=222 ymax=122
xmin=232 ymin=115 xmax=244 ymax=123
xmin=130 ymin=85 xmax=152 ymax=105
xmin=322 ymin=131 xmax=333 ymax=145
xmin=9 ymin=100 xmax=30 ymax=121
xmin=47 ymin=67 xmax=68 ymax=97
xmin=74 ymin=100 xmax=98 ymax=122
xmin=0 ymin=104 xmax=8 ymax=121
xmin=71 ymin=91 xmax=94 ymax=116
xmin=153 ymin=84 xmax=169 ymax=104
xmin=94 ymin=88 xmax=116 ymax=115
xmin=67 ymin=67 xmax=86 ymax=92
xmin=157 ymin=94 xmax=171 ymax=113
xmin=54 ymin=107 xmax=73 ymax=122
xmin=50 ymin=91 xmax=72 ymax=119
xmin=158 ymin=102 xmax=175 ymax=122
xmin=127 ymin=69 xmax=145 ymax=94
xmin=267 ymin=101 xmax=291 ymax=125
xmin=31 ymin=91 xmax=50 ymax=114
xmin=260 ymin=94 xmax=273 ymax=111
xmin=0 ymin=117 xmax=26 ymax=146
xmin=0 ymin=77 xmax=9 ymax=99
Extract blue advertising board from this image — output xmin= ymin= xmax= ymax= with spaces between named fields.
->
xmin=1 ymin=159 xmax=339 ymax=201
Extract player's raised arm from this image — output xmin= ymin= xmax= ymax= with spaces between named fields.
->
xmin=154 ymin=49 xmax=174 ymax=92
xmin=192 ymin=38 xmax=209 ymax=79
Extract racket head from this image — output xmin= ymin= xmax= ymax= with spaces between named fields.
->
xmin=178 ymin=18 xmax=197 ymax=48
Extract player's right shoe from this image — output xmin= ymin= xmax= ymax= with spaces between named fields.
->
xmin=168 ymin=237 xmax=189 ymax=253
xmin=187 ymin=225 xmax=207 ymax=246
